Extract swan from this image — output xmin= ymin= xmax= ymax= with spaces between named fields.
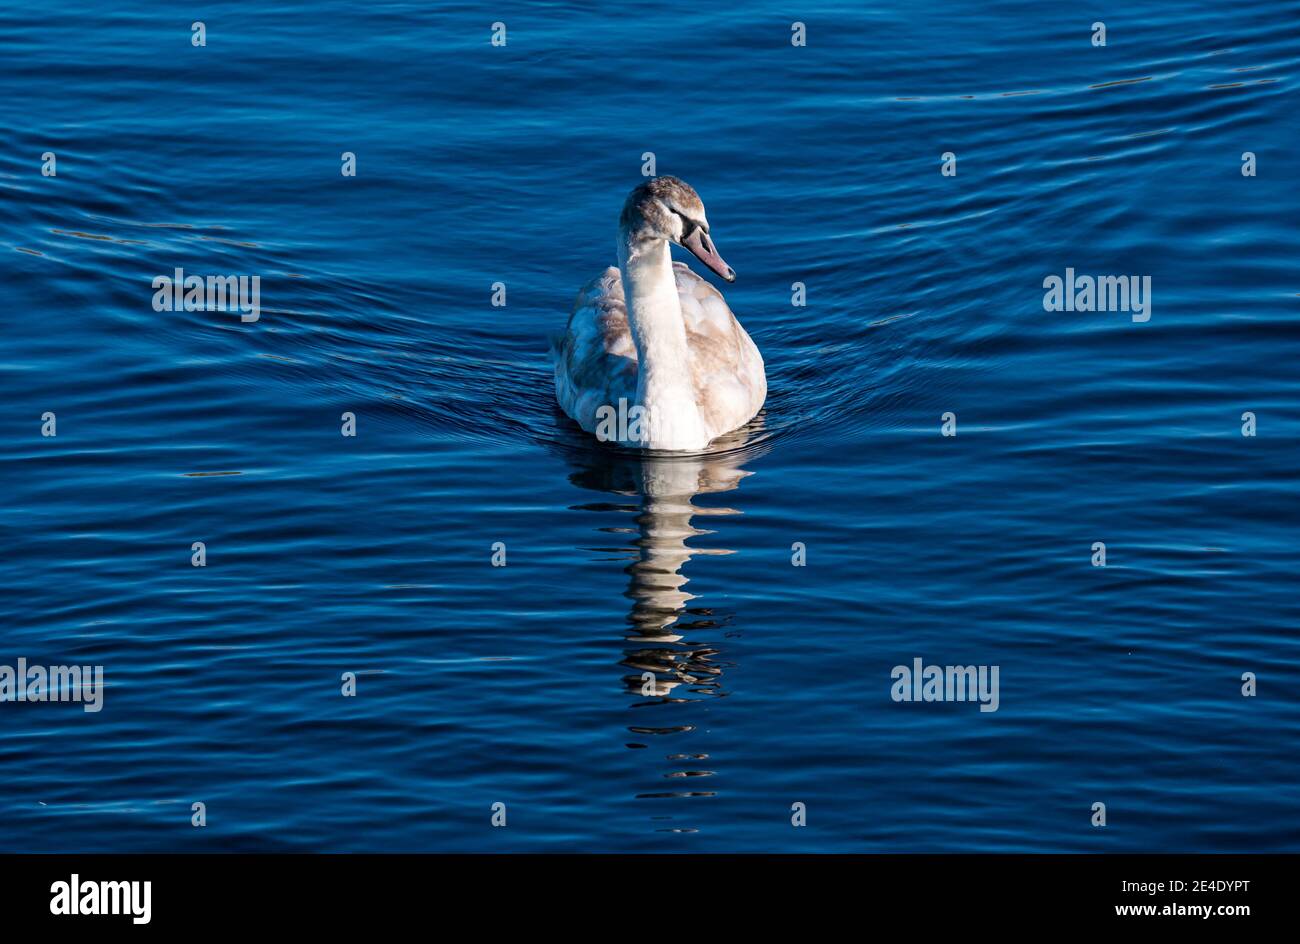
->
xmin=552 ymin=176 xmax=766 ymax=451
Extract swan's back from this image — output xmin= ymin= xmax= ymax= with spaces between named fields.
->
xmin=552 ymin=264 xmax=765 ymax=442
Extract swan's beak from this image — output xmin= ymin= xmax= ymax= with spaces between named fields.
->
xmin=682 ymin=228 xmax=736 ymax=282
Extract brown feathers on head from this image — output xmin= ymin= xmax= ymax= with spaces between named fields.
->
xmin=620 ymin=176 xmax=707 ymax=242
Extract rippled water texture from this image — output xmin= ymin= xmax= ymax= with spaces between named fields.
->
xmin=1 ymin=1 xmax=1298 ymax=851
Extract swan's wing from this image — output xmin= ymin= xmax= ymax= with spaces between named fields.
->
xmin=672 ymin=262 xmax=767 ymax=434
xmin=552 ymin=266 xmax=638 ymax=431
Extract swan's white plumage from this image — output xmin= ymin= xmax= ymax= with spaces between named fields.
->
xmin=553 ymin=261 xmax=765 ymax=449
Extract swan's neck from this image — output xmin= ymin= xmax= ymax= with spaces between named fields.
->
xmin=617 ymin=234 xmax=706 ymax=449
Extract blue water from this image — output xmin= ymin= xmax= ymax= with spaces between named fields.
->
xmin=2 ymin=0 xmax=1298 ymax=852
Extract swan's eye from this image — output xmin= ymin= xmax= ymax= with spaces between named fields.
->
xmin=679 ymin=214 xmax=706 ymax=237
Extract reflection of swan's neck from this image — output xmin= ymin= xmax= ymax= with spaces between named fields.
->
xmin=612 ymin=452 xmax=751 ymax=701
xmin=622 ymin=457 xmax=749 ymax=637
xmin=626 ymin=487 xmax=700 ymax=637
xmin=617 ymin=232 xmax=705 ymax=449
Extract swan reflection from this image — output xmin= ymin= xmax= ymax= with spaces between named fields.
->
xmin=559 ymin=422 xmax=767 ymax=818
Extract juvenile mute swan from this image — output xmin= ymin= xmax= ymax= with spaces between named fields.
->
xmin=552 ymin=176 xmax=766 ymax=451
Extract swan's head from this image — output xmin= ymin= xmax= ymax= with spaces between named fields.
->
xmin=620 ymin=176 xmax=735 ymax=282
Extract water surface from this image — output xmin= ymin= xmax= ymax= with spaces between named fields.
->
xmin=1 ymin=0 xmax=1298 ymax=851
